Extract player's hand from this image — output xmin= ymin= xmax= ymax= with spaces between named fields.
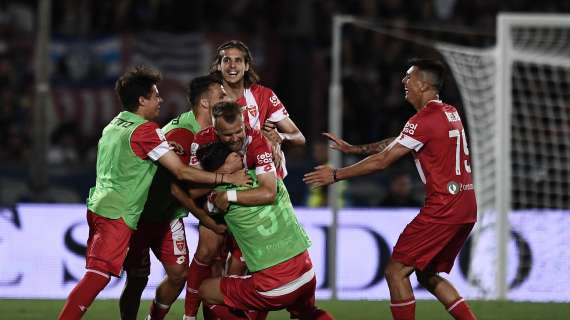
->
xmin=271 ymin=143 xmax=283 ymax=170
xmin=303 ymin=165 xmax=335 ymax=187
xmin=262 ymin=121 xmax=284 ymax=145
xmin=212 ymin=191 xmax=230 ymax=212
xmin=322 ymin=132 xmax=357 ymax=154
xmin=225 ymin=170 xmax=252 ymax=186
xmin=201 ymin=216 xmax=227 ymax=235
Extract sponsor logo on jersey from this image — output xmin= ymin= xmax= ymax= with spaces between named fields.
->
xmin=445 ymin=111 xmax=461 ymax=122
xmin=447 ymin=181 xmax=460 ymax=195
xmin=175 ymin=238 xmax=186 ymax=252
xmin=269 ymin=94 xmax=281 ymax=107
xmin=257 ymin=152 xmax=273 ymax=164
xmin=403 ymin=122 xmax=418 ymax=135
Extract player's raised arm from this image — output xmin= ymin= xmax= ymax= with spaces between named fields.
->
xmin=323 ymin=132 xmax=396 ymax=156
xmin=303 ymin=141 xmax=411 ymax=187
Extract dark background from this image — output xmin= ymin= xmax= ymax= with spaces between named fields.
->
xmin=1 ymin=0 xmax=568 ymax=206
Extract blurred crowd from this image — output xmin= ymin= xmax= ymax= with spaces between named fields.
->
xmin=1 ymin=0 xmax=569 ymax=205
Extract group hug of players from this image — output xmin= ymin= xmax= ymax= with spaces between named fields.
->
xmin=58 ymin=40 xmax=478 ymax=320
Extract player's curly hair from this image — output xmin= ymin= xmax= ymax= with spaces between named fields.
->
xmin=115 ymin=65 xmax=162 ymax=112
xmin=196 ymin=142 xmax=233 ymax=172
xmin=209 ymin=40 xmax=260 ymax=87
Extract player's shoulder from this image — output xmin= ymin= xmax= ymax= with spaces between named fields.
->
xmin=133 ymin=121 xmax=162 ymax=138
xmin=250 ymin=83 xmax=274 ymax=96
xmin=195 ymin=126 xmax=217 ymax=144
xmin=138 ymin=121 xmax=160 ymax=130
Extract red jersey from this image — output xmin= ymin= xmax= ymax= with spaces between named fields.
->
xmin=395 ymin=100 xmax=477 ymax=224
xmin=165 ymin=127 xmax=195 ymax=164
xmin=130 ymin=122 xmax=170 ymax=160
xmin=237 ymin=84 xmax=289 ymax=131
xmin=191 ymin=126 xmax=277 ymax=177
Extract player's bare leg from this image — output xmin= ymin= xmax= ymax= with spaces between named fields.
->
xmin=385 ymin=259 xmax=415 ymax=300
xmin=119 ymin=272 xmax=149 ymax=320
xmin=147 ymin=263 xmax=188 ymax=320
xmin=416 ymin=271 xmax=459 ymax=305
xmin=184 ymin=225 xmax=225 ymax=319
xmin=199 ymin=278 xmax=251 ymax=320
xmin=385 ymin=258 xmax=416 ymax=320
xmin=416 ymin=271 xmax=476 ymax=320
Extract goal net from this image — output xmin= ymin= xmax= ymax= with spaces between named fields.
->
xmin=438 ymin=14 xmax=570 ymax=299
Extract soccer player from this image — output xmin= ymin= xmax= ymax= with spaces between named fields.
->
xmin=194 ymin=141 xmax=333 ymax=320
xmin=57 ymin=66 xmax=250 ymax=320
xmin=209 ymin=39 xmax=305 ymax=177
xmin=304 ymin=58 xmax=477 ymax=320
xmin=184 ymin=100 xmax=285 ymax=319
xmin=118 ymin=75 xmax=229 ymax=320
xmin=183 ymin=40 xmax=307 ymax=319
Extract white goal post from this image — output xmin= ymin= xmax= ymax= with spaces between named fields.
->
xmin=328 ymin=13 xmax=570 ymax=300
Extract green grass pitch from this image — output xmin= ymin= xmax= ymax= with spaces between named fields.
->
xmin=1 ymin=299 xmax=569 ymax=319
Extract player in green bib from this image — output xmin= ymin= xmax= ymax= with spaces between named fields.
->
xmin=118 ymin=75 xmax=230 ymax=320
xmin=194 ymin=142 xmax=333 ymax=320
xmin=58 ymin=67 xmax=250 ymax=320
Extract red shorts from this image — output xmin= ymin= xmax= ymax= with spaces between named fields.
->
xmin=85 ymin=210 xmax=133 ymax=277
xmin=391 ymin=217 xmax=474 ymax=273
xmin=220 ymin=251 xmax=320 ymax=318
xmin=123 ymin=218 xmax=189 ymax=276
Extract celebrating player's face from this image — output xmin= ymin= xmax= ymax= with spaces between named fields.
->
xmin=218 ymin=47 xmax=249 ymax=85
xmin=215 ymin=117 xmax=246 ymax=152
xmin=402 ymin=66 xmax=422 ymax=106
xmin=140 ymin=85 xmax=162 ymax=120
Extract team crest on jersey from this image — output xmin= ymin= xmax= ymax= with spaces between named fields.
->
xmin=246 ymin=105 xmax=258 ymax=118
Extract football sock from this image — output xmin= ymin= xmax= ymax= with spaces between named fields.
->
xmin=390 ymin=297 xmax=416 ymax=320
xmin=58 ymin=269 xmax=111 ymax=320
xmin=147 ymin=299 xmax=170 ymax=320
xmin=446 ymin=297 xmax=477 ymax=320
xmin=184 ymin=257 xmax=211 ymax=317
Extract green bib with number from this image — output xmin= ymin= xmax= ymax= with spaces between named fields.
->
xmin=221 ymin=172 xmax=311 ymax=272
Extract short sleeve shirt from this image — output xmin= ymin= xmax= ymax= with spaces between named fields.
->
xmin=130 ymin=122 xmax=170 ymax=161
xmin=395 ymin=100 xmax=477 ymax=224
